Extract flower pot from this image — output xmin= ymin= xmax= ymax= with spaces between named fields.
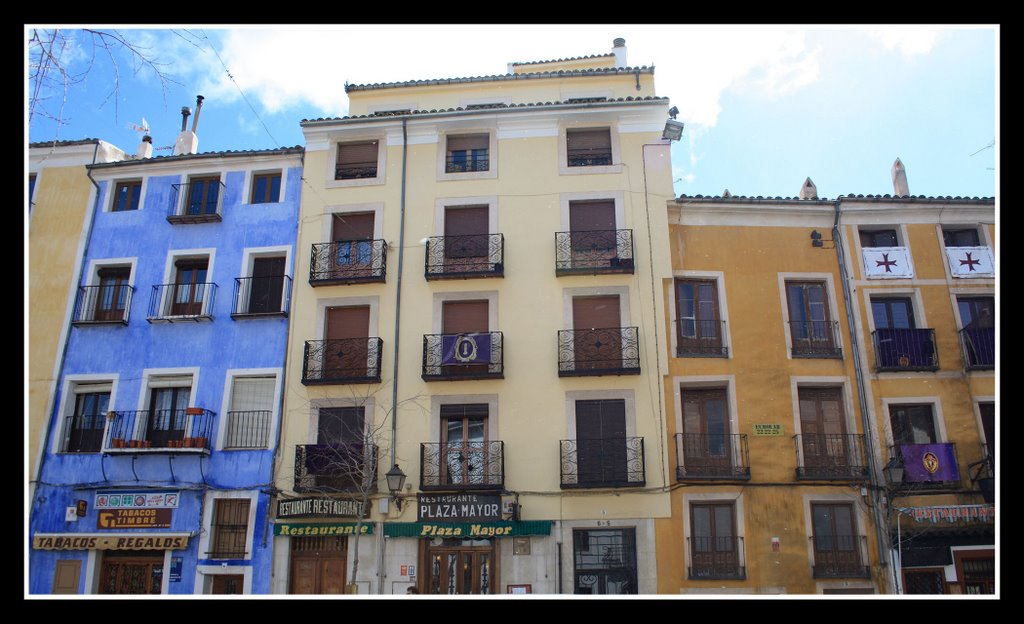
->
xmin=193 ymin=437 xmax=208 ymax=449
xmin=111 ymin=438 xmax=125 ymax=448
xmin=182 ymin=438 xmax=194 ymax=448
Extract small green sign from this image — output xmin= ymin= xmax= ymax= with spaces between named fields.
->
xmin=753 ymin=424 xmax=784 ymax=436
xmin=274 ymin=522 xmax=373 ymax=536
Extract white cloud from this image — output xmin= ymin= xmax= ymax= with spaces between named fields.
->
xmin=866 ymin=27 xmax=943 ymax=58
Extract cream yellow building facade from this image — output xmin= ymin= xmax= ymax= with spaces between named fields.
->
xmin=273 ymin=39 xmax=677 ymax=594
xmin=28 ymin=140 xmax=127 ymax=497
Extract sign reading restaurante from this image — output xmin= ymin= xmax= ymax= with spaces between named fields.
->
xmin=277 ymin=496 xmax=366 ymax=519
xmin=418 ymin=493 xmax=502 ymax=522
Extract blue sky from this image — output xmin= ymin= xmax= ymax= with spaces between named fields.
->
xmin=26 ymin=25 xmax=997 ymax=199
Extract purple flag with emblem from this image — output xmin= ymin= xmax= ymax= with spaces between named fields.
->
xmin=900 ymin=444 xmax=959 ymax=482
xmin=441 ymin=333 xmax=491 ymax=365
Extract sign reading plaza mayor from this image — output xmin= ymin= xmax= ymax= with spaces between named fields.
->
xmin=277 ymin=496 xmax=367 ymax=519
xmin=418 ymin=493 xmax=502 ymax=522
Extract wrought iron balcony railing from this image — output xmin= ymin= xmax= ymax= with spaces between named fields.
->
xmin=147 ymin=283 xmax=217 ymax=322
xmin=567 ymin=149 xmax=613 ymax=167
xmin=105 ymin=408 xmax=215 ymax=453
xmin=555 ymin=229 xmax=634 ymax=275
xmin=886 ymin=443 xmax=961 ymax=490
xmin=167 ymin=180 xmax=225 ymax=223
xmin=789 ymin=320 xmax=843 ymax=358
xmin=422 ymin=332 xmax=504 ymax=380
xmin=301 ymin=338 xmax=383 ymax=385
xmin=223 ymin=410 xmax=272 ymax=449
xmin=424 ymin=233 xmax=504 ymax=280
xmin=231 ymin=275 xmax=291 ymax=318
xmin=335 ymin=162 xmax=377 ymax=180
xmin=560 ymin=437 xmax=646 ymax=488
xmin=675 ymin=319 xmax=728 ymax=357
xmin=72 ymin=284 xmax=134 ymax=325
xmin=309 ymin=240 xmax=387 ymax=285
xmin=959 ymin=327 xmax=994 ymax=370
xmin=558 ymin=327 xmax=640 ymax=377
xmin=872 ymin=328 xmax=938 ymax=371
xmin=687 ymin=536 xmax=746 ymax=580
xmin=794 ymin=434 xmax=869 ymax=480
xmin=675 ymin=434 xmax=750 ymax=481
xmin=810 ymin=535 xmax=870 ymax=578
xmin=294 ymin=443 xmax=379 ymax=493
xmin=420 ymin=441 xmax=505 ymax=490
xmin=445 ymin=153 xmax=489 ymax=173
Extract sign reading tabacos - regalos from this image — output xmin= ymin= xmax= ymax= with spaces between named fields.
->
xmin=32 ymin=533 xmax=190 ymax=550
xmin=98 ymin=508 xmax=173 ymax=529
xmin=277 ymin=497 xmax=367 ymax=519
xmin=418 ymin=493 xmax=501 ymax=522
xmin=95 ymin=491 xmax=180 ymax=509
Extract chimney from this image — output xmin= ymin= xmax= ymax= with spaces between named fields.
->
xmin=891 ymin=158 xmax=909 ymax=196
xmin=799 ymin=177 xmax=818 ymax=199
xmin=172 ymin=99 xmax=200 ymax=156
xmin=190 ymin=95 xmax=205 ymax=133
xmin=136 ymin=134 xmax=153 ymax=159
xmin=613 ymin=38 xmax=627 ymax=67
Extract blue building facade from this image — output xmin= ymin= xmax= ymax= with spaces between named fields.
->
xmin=29 ymin=146 xmax=304 ymax=594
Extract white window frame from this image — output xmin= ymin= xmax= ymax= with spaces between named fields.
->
xmin=558 ymin=122 xmax=623 ymax=176
xmin=801 ymin=492 xmax=872 ymax=594
xmin=246 ymin=168 xmax=285 ymax=205
xmin=307 ymin=397 xmax=377 ymax=446
xmin=881 ymin=396 xmax=948 ymax=449
xmin=196 ymin=490 xmax=259 ymax=562
xmin=216 ymin=369 xmax=282 ymax=451
xmin=52 ymin=374 xmax=120 ymax=454
xmin=972 ymin=397 xmax=996 ymax=456
xmin=862 ymin=287 xmax=930 ymax=334
xmin=105 ymin=177 xmax=148 ymax=213
xmin=156 ymin=248 xmax=217 ymax=319
xmin=174 ymin=171 xmax=226 ymax=216
xmin=777 ymin=272 xmax=844 ymax=361
xmin=431 ymin=291 xmax=499 ymax=334
xmin=672 ymin=375 xmax=740 ymax=471
xmin=437 ymin=130 xmax=498 ymax=181
xmin=563 ymin=389 xmax=638 ymax=440
xmin=325 ymin=135 xmax=387 ymax=189
xmin=561 ymin=285 xmax=630 ymax=370
xmin=134 ymin=368 xmax=199 ymax=443
xmin=853 ymin=223 xmax=913 ymax=280
xmin=681 ymin=491 xmax=746 ymax=580
xmin=429 ymin=394 xmax=500 ymax=443
xmin=671 ymin=270 xmax=732 ymax=359
xmin=195 ymin=564 xmax=253 ymax=595
xmin=788 ymin=377 xmax=858 ymax=469
xmin=237 ymin=246 xmax=292 ymax=316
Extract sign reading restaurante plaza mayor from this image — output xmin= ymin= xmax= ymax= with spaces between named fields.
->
xmin=417 ymin=493 xmax=502 ymax=522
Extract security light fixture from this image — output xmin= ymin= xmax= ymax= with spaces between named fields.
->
xmin=386 ymin=464 xmax=407 ymax=511
xmin=662 ymin=119 xmax=685 ymax=142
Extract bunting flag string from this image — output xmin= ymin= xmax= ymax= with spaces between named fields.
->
xmin=895 ymin=505 xmax=994 ymax=524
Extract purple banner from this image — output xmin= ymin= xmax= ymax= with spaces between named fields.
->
xmin=900 ymin=444 xmax=959 ymax=482
xmin=441 ymin=333 xmax=491 ymax=365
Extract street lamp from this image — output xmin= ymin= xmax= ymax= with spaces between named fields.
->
xmin=386 ymin=464 xmax=407 ymax=511
xmin=883 ymin=456 xmax=905 ymax=487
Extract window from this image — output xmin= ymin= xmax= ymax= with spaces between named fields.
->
xmin=798 ymin=388 xmax=862 ymax=478
xmin=65 ymin=390 xmax=109 ymax=452
xmin=675 ymin=279 xmax=724 ymax=356
xmin=147 ymin=386 xmax=191 ymax=448
xmin=558 ymin=199 xmax=631 ymax=274
xmin=237 ymin=256 xmax=286 ymax=316
xmin=958 ymin=296 xmax=994 ymax=369
xmin=28 ymin=173 xmax=36 ymax=208
xmin=224 ymin=377 xmax=274 ymax=449
xmin=873 ymin=298 xmax=914 ymax=330
xmin=575 ymin=399 xmax=628 ymax=485
xmin=573 ymin=528 xmax=637 ymax=594
xmin=979 ymin=402 xmax=994 ymax=460
xmin=95 ymin=267 xmax=132 ymax=322
xmin=113 ymin=180 xmax=142 ymax=212
xmin=446 ymin=134 xmax=489 ymax=173
xmin=442 ymin=299 xmax=490 ymax=375
xmin=811 ymin=503 xmax=865 ymax=577
xmin=859 ymin=228 xmax=899 ymax=247
xmin=786 ymin=281 xmax=839 ymax=357
xmin=332 ymin=212 xmax=375 ymax=276
xmin=209 ymin=499 xmax=250 ymax=559
xmin=172 ymin=259 xmax=210 ymax=316
xmin=567 ymin=128 xmax=612 ymax=167
xmin=250 ymin=172 xmax=281 ymax=204
xmin=320 ymin=305 xmax=372 ymax=381
xmin=690 ymin=502 xmax=741 ymax=579
xmin=566 ymin=295 xmax=635 ymax=374
xmin=680 ymin=389 xmax=731 ymax=475
xmin=300 ymin=406 xmax=370 ymax=491
xmin=184 ymin=176 xmax=221 ymax=216
xmin=440 ymin=404 xmax=489 ymax=486
xmin=943 ymin=228 xmax=981 ymax=247
xmin=439 ymin=206 xmax=491 ymax=274
xmin=889 ymin=404 xmax=937 ymax=445
xmin=871 ymin=297 xmax=936 ymax=370
xmin=335 ymin=141 xmax=378 ymax=180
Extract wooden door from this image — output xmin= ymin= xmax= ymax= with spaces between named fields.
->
xmin=325 ymin=306 xmax=370 ymax=379
xmin=442 ymin=300 xmax=489 ymax=373
xmin=444 ymin=206 xmax=489 ymax=270
xmin=211 ymin=574 xmax=244 ymax=594
xmin=572 ymin=296 xmax=621 ymax=371
xmin=575 ymin=399 xmax=627 ymax=485
xmin=99 ymin=551 xmax=164 ymax=594
xmin=171 ymin=260 xmax=208 ymax=316
xmin=332 ymin=212 xmax=375 ymax=277
xmin=425 ymin=540 xmax=496 ymax=594
xmin=148 ymin=387 xmax=189 ymax=448
xmin=52 ymin=560 xmax=81 ymax=594
xmin=569 ymin=200 xmax=616 ymax=266
xmin=248 ymin=256 xmax=285 ymax=314
xmin=681 ymin=388 xmax=731 ymax=474
xmin=290 ymin=536 xmax=348 ymax=594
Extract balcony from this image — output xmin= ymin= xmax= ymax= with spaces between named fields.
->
xmin=960 ymin=327 xmax=994 ymax=370
xmin=301 ymin=338 xmax=383 ymax=385
xmin=167 ymin=180 xmax=225 ymax=224
xmin=560 ymin=437 xmax=646 ymax=489
xmin=687 ymin=537 xmax=746 ymax=580
xmin=675 ymin=320 xmax=728 ymax=357
xmin=558 ymin=327 xmax=640 ymax=377
xmin=789 ymin=321 xmax=843 ymax=358
xmin=445 ymin=153 xmax=489 ymax=173
xmin=810 ymin=535 xmax=870 ymax=578
xmin=222 ymin=410 xmax=271 ymax=449
xmin=420 ymin=441 xmax=505 ymax=490
xmin=71 ymin=285 xmax=134 ymax=325
xmin=555 ymin=230 xmax=634 ymax=276
xmin=567 ymin=148 xmax=612 ymax=167
xmin=231 ymin=275 xmax=291 ymax=318
xmin=146 ymin=283 xmax=216 ymax=322
xmin=424 ymin=234 xmax=504 ymax=280
xmin=294 ymin=443 xmax=379 ymax=493
xmin=105 ymin=408 xmax=215 ymax=453
xmin=309 ymin=240 xmax=387 ymax=285
xmin=872 ymin=328 xmax=938 ymax=372
xmin=675 ymin=434 xmax=750 ymax=481
xmin=886 ymin=443 xmax=961 ymax=491
xmin=794 ymin=434 xmax=868 ymax=480
xmin=422 ymin=332 xmax=503 ymax=381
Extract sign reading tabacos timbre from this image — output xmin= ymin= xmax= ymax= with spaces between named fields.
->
xmin=97 ymin=508 xmax=173 ymax=529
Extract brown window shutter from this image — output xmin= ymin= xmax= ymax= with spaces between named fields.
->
xmin=442 ymin=300 xmax=488 ymax=333
xmin=325 ymin=306 xmax=370 ymax=340
xmin=337 ymin=141 xmax=378 ymax=166
xmin=569 ymin=200 xmax=616 ymax=232
xmin=567 ymin=128 xmax=611 ymax=150
xmin=447 ymin=134 xmax=489 ymax=152
xmin=572 ymin=295 xmax=621 ymax=329
xmin=332 ymin=212 xmax=375 ymax=241
xmin=444 ymin=206 xmax=489 ymax=237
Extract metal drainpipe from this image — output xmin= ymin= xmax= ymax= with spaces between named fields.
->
xmin=390 ymin=119 xmax=408 ymax=470
xmin=33 ymin=141 xmax=103 ymax=494
xmin=832 ymin=198 xmax=894 ymax=593
xmin=557 ymin=540 xmax=563 ymax=594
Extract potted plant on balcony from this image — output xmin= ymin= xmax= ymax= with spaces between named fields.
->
xmin=110 ymin=438 xmax=125 ymax=449
xmin=193 ymin=437 xmax=208 ymax=449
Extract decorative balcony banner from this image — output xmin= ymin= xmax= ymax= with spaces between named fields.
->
xmin=441 ymin=333 xmax=491 ymax=365
xmin=896 ymin=505 xmax=994 ymax=524
xmin=899 ymin=443 xmax=959 ymax=482
xmin=944 ymin=246 xmax=994 ymax=278
xmin=862 ymin=247 xmax=914 ymax=278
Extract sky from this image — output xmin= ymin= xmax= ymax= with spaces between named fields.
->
xmin=26 ymin=25 xmax=998 ymax=200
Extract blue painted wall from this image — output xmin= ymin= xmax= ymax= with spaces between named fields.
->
xmin=30 ymin=159 xmax=302 ymax=594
